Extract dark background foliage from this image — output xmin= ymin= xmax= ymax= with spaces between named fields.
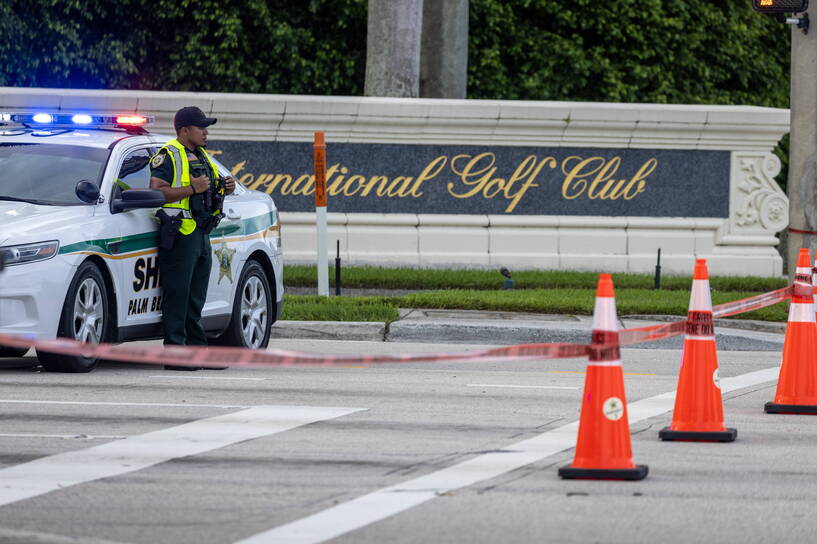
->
xmin=0 ymin=0 xmax=368 ymax=93
xmin=0 ymin=0 xmax=790 ymax=104
xmin=468 ymin=0 xmax=790 ymax=108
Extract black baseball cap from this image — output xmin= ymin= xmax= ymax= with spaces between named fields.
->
xmin=174 ymin=106 xmax=217 ymax=131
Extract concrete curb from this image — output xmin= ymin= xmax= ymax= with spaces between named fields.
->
xmin=270 ymin=311 xmax=785 ymax=352
xmin=270 ymin=321 xmax=386 ymax=342
xmin=386 ymin=320 xmax=586 ymax=345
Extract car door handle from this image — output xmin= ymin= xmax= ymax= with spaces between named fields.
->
xmin=226 ymin=208 xmax=241 ymax=220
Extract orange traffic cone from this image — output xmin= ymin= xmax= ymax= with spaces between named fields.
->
xmin=765 ymin=248 xmax=817 ymax=414
xmin=659 ymin=259 xmax=737 ymax=441
xmin=559 ymin=274 xmax=648 ymax=480
xmin=813 ymin=255 xmax=817 ymax=320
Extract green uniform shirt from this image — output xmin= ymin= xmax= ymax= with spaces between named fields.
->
xmin=150 ymin=146 xmax=215 ymax=222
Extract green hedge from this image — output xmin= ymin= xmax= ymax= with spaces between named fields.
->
xmin=0 ymin=0 xmax=367 ymax=94
xmin=468 ymin=0 xmax=790 ymax=107
xmin=0 ymin=0 xmax=790 ymax=108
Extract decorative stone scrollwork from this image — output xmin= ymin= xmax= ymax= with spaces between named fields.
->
xmin=732 ymin=153 xmax=789 ymax=233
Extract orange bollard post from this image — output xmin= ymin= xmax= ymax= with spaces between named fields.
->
xmin=659 ymin=259 xmax=737 ymax=441
xmin=559 ymin=274 xmax=648 ymax=480
xmin=765 ymin=248 xmax=817 ymax=414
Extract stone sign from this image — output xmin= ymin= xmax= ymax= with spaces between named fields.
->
xmin=209 ymin=141 xmax=730 ymax=217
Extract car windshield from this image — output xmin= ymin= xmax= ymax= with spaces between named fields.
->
xmin=0 ymin=143 xmax=109 ymax=205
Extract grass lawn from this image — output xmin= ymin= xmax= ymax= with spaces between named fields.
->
xmin=285 ymin=265 xmax=787 ymax=293
xmin=281 ymin=288 xmax=790 ymax=323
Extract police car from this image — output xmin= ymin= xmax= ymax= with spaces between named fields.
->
xmin=0 ymin=112 xmax=283 ymax=372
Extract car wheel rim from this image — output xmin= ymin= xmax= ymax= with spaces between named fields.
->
xmin=240 ymin=275 xmax=268 ymax=349
xmin=72 ymin=278 xmax=104 ymax=344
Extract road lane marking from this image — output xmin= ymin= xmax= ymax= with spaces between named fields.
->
xmin=0 ymin=433 xmax=127 ymax=439
xmin=466 ymin=384 xmax=580 ymax=390
xmin=0 ymin=526 xmax=128 ymax=544
xmin=545 ymin=370 xmax=658 ymax=376
xmin=149 ymin=375 xmax=268 ymax=381
xmin=236 ymin=366 xmax=780 ymax=544
xmin=0 ymin=399 xmax=247 ymax=409
xmin=0 ymin=404 xmax=365 ymax=507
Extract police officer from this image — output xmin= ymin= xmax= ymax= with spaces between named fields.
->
xmin=149 ymin=106 xmax=236 ymax=370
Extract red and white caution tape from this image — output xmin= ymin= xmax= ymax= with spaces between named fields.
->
xmin=0 ymin=283 xmax=797 ymax=368
xmin=0 ymin=333 xmax=591 ymax=368
xmin=712 ymin=286 xmax=793 ymax=319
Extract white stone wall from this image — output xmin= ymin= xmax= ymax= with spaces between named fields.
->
xmin=0 ymin=88 xmax=790 ymax=276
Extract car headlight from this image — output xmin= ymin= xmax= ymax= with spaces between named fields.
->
xmin=0 ymin=241 xmax=59 ymax=266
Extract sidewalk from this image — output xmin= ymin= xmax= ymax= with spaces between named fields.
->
xmin=270 ymin=308 xmax=786 ymax=351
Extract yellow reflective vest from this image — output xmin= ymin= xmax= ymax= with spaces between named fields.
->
xmin=156 ymin=139 xmax=220 ymax=235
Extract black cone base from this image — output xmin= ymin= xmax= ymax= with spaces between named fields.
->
xmin=163 ymin=365 xmax=201 ymax=371
xmin=659 ymin=427 xmax=737 ymax=442
xmin=764 ymin=402 xmax=817 ymax=415
xmin=558 ymin=464 xmax=648 ymax=481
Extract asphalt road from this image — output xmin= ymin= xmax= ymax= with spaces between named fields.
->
xmin=0 ymin=338 xmax=811 ymax=544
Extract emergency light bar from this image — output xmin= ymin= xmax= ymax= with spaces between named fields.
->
xmin=0 ymin=112 xmax=154 ymax=129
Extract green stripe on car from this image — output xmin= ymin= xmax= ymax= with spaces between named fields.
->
xmin=59 ymin=211 xmax=276 ymax=256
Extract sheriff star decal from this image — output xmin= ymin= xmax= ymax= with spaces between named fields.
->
xmin=214 ymin=243 xmax=236 ymax=284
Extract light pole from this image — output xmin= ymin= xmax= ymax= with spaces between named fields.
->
xmin=752 ymin=0 xmax=813 ymax=275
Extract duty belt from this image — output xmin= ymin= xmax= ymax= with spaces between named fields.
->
xmin=161 ymin=208 xmax=193 ymax=219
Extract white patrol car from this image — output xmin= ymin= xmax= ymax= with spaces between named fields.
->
xmin=0 ymin=112 xmax=284 ymax=372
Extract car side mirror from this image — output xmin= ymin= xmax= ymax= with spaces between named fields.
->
xmin=111 ymin=189 xmax=166 ymax=213
xmin=75 ymin=180 xmax=101 ymax=204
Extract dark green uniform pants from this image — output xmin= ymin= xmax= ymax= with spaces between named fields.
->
xmin=158 ymin=227 xmax=212 ymax=345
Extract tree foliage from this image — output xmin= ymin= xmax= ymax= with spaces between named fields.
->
xmin=0 ymin=0 xmax=367 ymax=94
xmin=469 ymin=0 xmax=790 ymax=107
xmin=0 ymin=0 xmax=790 ymax=107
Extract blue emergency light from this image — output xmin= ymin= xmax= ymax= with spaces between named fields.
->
xmin=0 ymin=112 xmax=154 ymax=129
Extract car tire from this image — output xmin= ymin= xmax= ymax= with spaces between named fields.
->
xmin=38 ymin=261 xmax=111 ymax=373
xmin=0 ymin=346 xmax=30 ymax=358
xmin=213 ymin=260 xmax=273 ymax=350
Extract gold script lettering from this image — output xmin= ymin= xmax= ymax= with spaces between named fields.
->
xmin=561 ymin=156 xmax=604 ymax=200
xmin=505 ymin=156 xmax=557 ymax=213
xmin=561 ymin=156 xmax=655 ymax=201
xmin=229 ymin=151 xmax=656 ymax=210
xmin=448 ymin=153 xmax=497 ymax=199
xmin=410 ymin=156 xmax=446 ymax=197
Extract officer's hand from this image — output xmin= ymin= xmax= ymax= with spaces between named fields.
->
xmin=223 ymin=176 xmax=236 ymax=194
xmin=190 ymin=175 xmax=210 ymax=195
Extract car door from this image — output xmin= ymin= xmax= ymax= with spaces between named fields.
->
xmin=109 ymin=146 xmax=164 ymax=332
xmin=204 ymin=160 xmax=245 ymax=317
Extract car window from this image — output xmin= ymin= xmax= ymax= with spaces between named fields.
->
xmin=115 ymin=148 xmax=153 ymax=194
xmin=0 ymin=143 xmax=108 ymax=205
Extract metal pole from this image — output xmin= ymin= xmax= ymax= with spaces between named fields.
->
xmin=314 ymin=132 xmax=329 ymax=296
xmin=335 ymin=240 xmax=342 ymax=296
xmin=654 ymin=248 xmax=662 ymax=290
